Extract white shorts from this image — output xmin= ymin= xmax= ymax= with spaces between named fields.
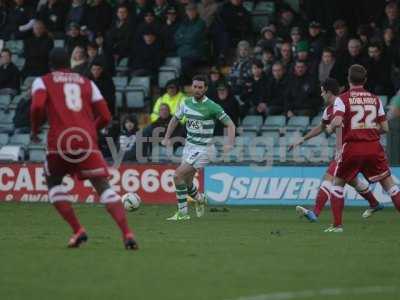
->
xmin=182 ymin=143 xmax=215 ymax=169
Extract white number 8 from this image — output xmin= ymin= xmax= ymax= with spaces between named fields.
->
xmin=64 ymin=83 xmax=82 ymax=111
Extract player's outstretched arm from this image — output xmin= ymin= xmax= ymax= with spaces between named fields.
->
xmin=92 ymin=100 xmax=112 ymax=130
xmin=30 ymin=78 xmax=48 ymax=138
xmin=289 ymin=124 xmax=325 ymax=151
xmin=162 ymin=116 xmax=179 ymax=147
xmin=223 ymin=120 xmax=236 ymax=153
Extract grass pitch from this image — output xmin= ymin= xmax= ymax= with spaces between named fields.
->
xmin=0 ymin=203 xmax=399 ymax=300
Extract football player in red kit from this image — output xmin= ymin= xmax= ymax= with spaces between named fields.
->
xmin=30 ymin=48 xmax=138 ymax=249
xmin=326 ymin=64 xmax=400 ymax=232
xmin=290 ymin=78 xmax=382 ymax=222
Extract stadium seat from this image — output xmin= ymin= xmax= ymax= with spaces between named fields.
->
xmin=281 ymin=131 xmax=302 ymax=146
xmin=261 ymin=131 xmax=280 ymax=144
xmin=164 ymin=57 xmax=181 ymax=71
xmin=54 ymin=39 xmax=65 ymax=48
xmin=5 ymin=40 xmax=23 ymax=55
xmin=262 ymin=115 xmax=286 ymax=130
xmin=241 ymin=130 xmax=257 ymax=137
xmin=0 ymin=110 xmax=15 ymax=123
xmin=126 ymin=90 xmax=145 ymax=109
xmin=240 ymin=115 xmax=263 ymax=131
xmin=378 ymin=95 xmax=388 ymax=107
xmin=0 ymin=133 xmax=9 ymax=146
xmin=174 ymin=146 xmax=184 ymax=156
xmin=116 ymin=57 xmax=129 ymax=74
xmin=113 ymin=76 xmax=128 ymax=90
xmin=22 ymin=77 xmax=36 ymax=91
xmin=0 ymin=145 xmax=24 ymax=161
xmin=243 ymin=1 xmax=255 ymax=12
xmin=158 ymin=68 xmax=178 ymax=88
xmin=10 ymin=133 xmax=30 ymax=147
xmin=14 ymin=57 xmax=25 ymax=70
xmin=28 ymin=144 xmax=46 ymax=161
xmin=115 ymin=91 xmax=124 ymax=109
xmin=128 ymin=76 xmax=150 ymax=97
xmin=0 ymin=94 xmax=11 ymax=109
xmin=304 ymin=135 xmax=328 ymax=147
xmin=287 ymin=116 xmax=310 ymax=129
xmin=310 ymin=116 xmax=321 ymax=126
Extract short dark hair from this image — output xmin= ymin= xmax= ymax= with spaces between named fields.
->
xmin=1 ymin=48 xmax=12 ymax=56
xmin=368 ymin=42 xmax=382 ymax=51
xmin=192 ymin=74 xmax=208 ymax=87
xmin=348 ymin=64 xmax=367 ymax=85
xmin=50 ymin=47 xmax=69 ymax=70
xmin=321 ymin=78 xmax=340 ymax=96
xmin=322 ymin=47 xmax=335 ymax=56
xmin=252 ymin=59 xmax=264 ymax=69
xmin=87 ymin=42 xmax=98 ymax=50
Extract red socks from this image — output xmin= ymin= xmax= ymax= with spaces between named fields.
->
xmin=53 ymin=201 xmax=82 ymax=233
xmin=330 ymin=186 xmax=344 ymax=227
xmin=314 ymin=181 xmax=331 ymax=216
xmin=106 ymin=201 xmax=132 ymax=237
xmin=359 ymin=189 xmax=379 ymax=208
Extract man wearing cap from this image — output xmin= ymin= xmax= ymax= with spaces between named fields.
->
xmin=214 ymin=81 xmax=240 ymax=135
xmin=330 ymin=19 xmax=349 ymax=56
xmin=160 ymin=5 xmax=180 ymax=56
xmin=256 ymin=25 xmax=277 ymax=51
xmin=308 ymin=21 xmax=325 ymax=59
xmin=65 ymin=22 xmax=89 ymax=54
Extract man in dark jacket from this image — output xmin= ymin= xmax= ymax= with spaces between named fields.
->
xmin=366 ymin=43 xmax=394 ymax=96
xmin=22 ymin=20 xmax=54 ymax=78
xmin=2 ymin=0 xmax=34 ymax=39
xmin=130 ymin=27 xmax=163 ymax=77
xmin=240 ymin=59 xmax=269 ymax=116
xmin=105 ymin=5 xmax=134 ymax=61
xmin=160 ymin=6 xmax=180 ymax=56
xmin=0 ymin=49 xmax=20 ymax=95
xmin=285 ymin=60 xmax=321 ymax=117
xmin=65 ymin=22 xmax=88 ymax=54
xmin=214 ymin=81 xmax=240 ymax=135
xmin=85 ymin=0 xmax=113 ymax=36
xmin=265 ymin=62 xmax=289 ymax=116
xmin=89 ymin=60 xmax=116 ymax=114
xmin=37 ymin=0 xmax=68 ymax=37
xmin=13 ymin=93 xmax=31 ymax=133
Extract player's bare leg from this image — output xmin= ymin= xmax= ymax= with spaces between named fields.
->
xmin=167 ymin=162 xmax=195 ymax=221
xmin=296 ymin=173 xmax=332 ymax=222
xmin=90 ymin=177 xmax=138 ymax=250
xmin=348 ymin=178 xmax=384 ymax=218
xmin=379 ymin=176 xmax=400 ymax=213
xmin=47 ymin=175 xmax=87 ymax=248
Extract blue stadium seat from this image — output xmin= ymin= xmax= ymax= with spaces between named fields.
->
xmin=304 ymin=135 xmax=328 ymax=147
xmin=0 ymin=133 xmax=9 ymax=146
xmin=5 ymin=40 xmax=23 ymax=55
xmin=22 ymin=77 xmax=36 ymax=91
xmin=287 ymin=116 xmax=310 ymax=129
xmin=54 ymin=39 xmax=65 ymax=48
xmin=262 ymin=115 xmax=286 ymax=130
xmin=164 ymin=57 xmax=181 ymax=72
xmin=116 ymin=57 xmax=129 ymax=74
xmin=115 ymin=91 xmax=124 ymax=109
xmin=128 ymin=76 xmax=150 ymax=97
xmin=0 ymin=95 xmax=11 ymax=109
xmin=112 ymin=77 xmax=128 ymax=90
xmin=158 ymin=68 xmax=178 ymax=88
xmin=10 ymin=133 xmax=30 ymax=147
xmin=240 ymin=115 xmax=263 ymax=132
xmin=260 ymin=130 xmax=280 ymax=144
xmin=126 ymin=90 xmax=145 ymax=109
xmin=29 ymin=146 xmax=46 ymax=162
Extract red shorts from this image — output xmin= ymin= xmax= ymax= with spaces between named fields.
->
xmin=334 ymin=141 xmax=390 ymax=183
xmin=45 ymin=150 xmax=110 ymax=180
xmin=326 ymin=160 xmax=337 ymax=177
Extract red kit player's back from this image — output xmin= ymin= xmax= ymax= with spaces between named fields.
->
xmin=31 ymin=70 xmax=106 ymax=152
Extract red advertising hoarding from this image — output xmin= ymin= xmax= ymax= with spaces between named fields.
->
xmin=0 ymin=163 xmax=203 ymax=204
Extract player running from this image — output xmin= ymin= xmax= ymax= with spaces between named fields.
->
xmin=326 ymin=64 xmax=400 ymax=232
xmin=30 ymin=48 xmax=138 ymax=249
xmin=162 ymin=75 xmax=236 ymax=221
xmin=290 ymin=78 xmax=383 ymax=222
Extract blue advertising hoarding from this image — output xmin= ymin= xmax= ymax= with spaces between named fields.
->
xmin=204 ymin=166 xmax=400 ymax=206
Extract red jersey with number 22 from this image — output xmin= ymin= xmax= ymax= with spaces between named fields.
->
xmin=333 ymin=86 xmax=385 ymax=143
xmin=31 ymin=70 xmax=110 ymax=152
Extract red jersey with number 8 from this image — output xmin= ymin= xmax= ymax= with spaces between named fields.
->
xmin=31 ymin=70 xmax=107 ymax=152
xmin=333 ymin=86 xmax=386 ymax=143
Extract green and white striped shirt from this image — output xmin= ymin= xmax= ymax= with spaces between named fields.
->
xmin=175 ymin=96 xmax=231 ymax=146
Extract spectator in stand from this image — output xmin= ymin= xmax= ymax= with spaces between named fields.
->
xmin=290 ymin=26 xmax=303 ymax=53
xmin=160 ymin=5 xmax=180 ymax=56
xmin=86 ymin=42 xmax=111 ymax=74
xmin=0 ymin=0 xmax=8 ymax=37
xmin=66 ymin=0 xmax=88 ymax=27
xmin=89 ymin=60 xmax=116 ymax=114
xmin=265 ymin=62 xmax=289 ymax=116
xmin=207 ymin=66 xmax=224 ymax=100
xmin=228 ymin=40 xmax=253 ymax=95
xmin=318 ymin=47 xmax=336 ymax=83
xmin=37 ymin=0 xmax=68 ymax=38
xmin=70 ymin=45 xmax=89 ymax=74
xmin=260 ymin=47 xmax=275 ymax=75
xmin=240 ymin=59 xmax=268 ymax=117
xmin=105 ymin=5 xmax=134 ymax=62
xmin=129 ymin=27 xmax=163 ymax=77
xmin=218 ymin=0 xmax=251 ymax=48
xmin=65 ymin=22 xmax=89 ymax=54
xmin=119 ymin=114 xmax=139 ymax=161
xmin=356 ymin=24 xmax=372 ymax=53
xmin=383 ymin=26 xmax=400 ymax=64
xmin=150 ymin=79 xmax=184 ymax=123
xmin=276 ymin=5 xmax=302 ymax=40
xmin=22 ymin=20 xmax=54 ymax=78
xmin=197 ymin=0 xmax=219 ymax=28
xmin=154 ymin=0 xmax=169 ymax=20
xmin=214 ymin=81 xmax=240 ymax=136
xmin=256 ymin=25 xmax=277 ymax=53
xmin=13 ymin=92 xmax=31 ymax=133
xmin=330 ymin=19 xmax=349 ymax=56
xmin=278 ymin=41 xmax=293 ymax=71
xmin=381 ymin=1 xmax=400 ymax=34
xmin=0 ymin=49 xmax=20 ymax=95
xmin=330 ymin=38 xmax=367 ymax=88
xmin=285 ymin=60 xmax=320 ymax=117
xmin=3 ymin=0 xmax=34 ymax=39
xmin=131 ymin=0 xmax=152 ymax=28
xmin=366 ymin=43 xmax=394 ymax=96
xmin=175 ymin=3 xmax=206 ymax=78
xmin=85 ymin=0 xmax=113 ymax=38
xmin=295 ymin=41 xmax=318 ymax=79
xmin=136 ymin=9 xmax=162 ymax=43
xmin=308 ymin=21 xmax=325 ymax=59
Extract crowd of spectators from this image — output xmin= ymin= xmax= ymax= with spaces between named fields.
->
xmin=1 ymin=0 xmax=400 ymax=161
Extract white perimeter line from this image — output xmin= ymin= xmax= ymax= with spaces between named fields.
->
xmin=235 ymin=286 xmax=398 ymax=300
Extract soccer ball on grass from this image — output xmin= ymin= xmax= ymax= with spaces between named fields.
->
xmin=122 ymin=193 xmax=141 ymax=211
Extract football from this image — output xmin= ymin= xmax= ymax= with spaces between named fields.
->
xmin=121 ymin=193 xmax=141 ymax=211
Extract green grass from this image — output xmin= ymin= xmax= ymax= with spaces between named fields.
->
xmin=0 ymin=203 xmax=400 ymax=300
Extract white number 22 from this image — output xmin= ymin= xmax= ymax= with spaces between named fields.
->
xmin=351 ymin=105 xmax=377 ymax=129
xmin=64 ymin=83 xmax=82 ymax=112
